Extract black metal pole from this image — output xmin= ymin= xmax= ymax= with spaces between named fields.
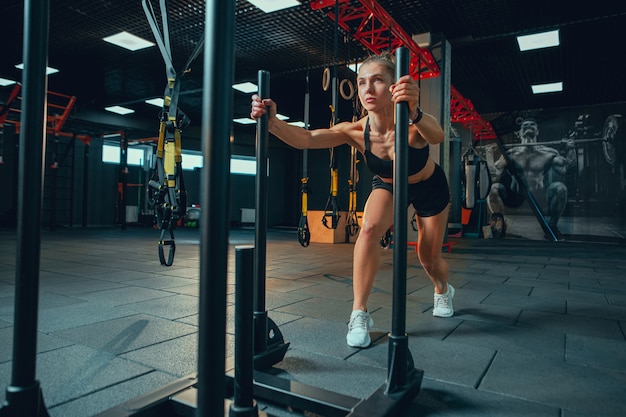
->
xmin=1 ymin=0 xmax=51 ymax=416
xmin=253 ymin=69 xmax=269 ymax=354
xmin=82 ymin=143 xmax=89 ymax=228
xmin=230 ymin=246 xmax=259 ymax=417
xmin=448 ymin=136 xmax=462 ymax=231
xmin=250 ymin=70 xmax=289 ymax=369
xmin=49 ymin=135 xmax=58 ymax=231
xmin=119 ymin=136 xmax=128 ymax=230
xmin=387 ymin=46 xmax=410 ymax=394
xmin=196 ymin=0 xmax=235 ymax=416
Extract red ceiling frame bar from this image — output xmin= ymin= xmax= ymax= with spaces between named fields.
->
xmin=310 ymin=0 xmax=496 ymax=140
xmin=311 ymin=0 xmax=439 ymax=79
xmin=450 ymin=85 xmax=495 ymax=139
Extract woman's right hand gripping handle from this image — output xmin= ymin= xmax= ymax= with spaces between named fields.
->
xmin=250 ymin=94 xmax=276 ymax=121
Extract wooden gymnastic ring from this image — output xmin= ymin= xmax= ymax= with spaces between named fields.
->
xmin=339 ymin=78 xmax=354 ymax=100
xmin=322 ymin=68 xmax=330 ymax=91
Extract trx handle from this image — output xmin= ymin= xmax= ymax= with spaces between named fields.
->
xmin=158 ymin=228 xmax=176 ymax=267
xmin=322 ymin=152 xmax=340 ymax=229
xmin=345 ymin=146 xmax=360 ymax=237
xmin=298 ymin=177 xmax=311 ymax=247
xmin=322 ymin=82 xmax=340 ymax=230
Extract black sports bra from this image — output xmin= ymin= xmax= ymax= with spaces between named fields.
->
xmin=362 ymin=118 xmax=429 ymax=179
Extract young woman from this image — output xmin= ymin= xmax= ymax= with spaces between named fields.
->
xmin=250 ymin=53 xmax=454 ymax=348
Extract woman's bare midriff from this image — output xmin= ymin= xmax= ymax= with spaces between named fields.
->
xmin=378 ymin=157 xmax=435 ymax=185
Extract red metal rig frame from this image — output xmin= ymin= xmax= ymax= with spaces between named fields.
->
xmin=310 ymin=0 xmax=496 ymax=140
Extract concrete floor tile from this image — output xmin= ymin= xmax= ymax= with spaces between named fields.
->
xmin=120 ymin=333 xmax=200 ymax=377
xmin=479 ymin=350 xmax=626 ymax=416
xmin=274 ymin=296 xmax=353 ymax=323
xmin=446 ymin=320 xmax=565 ymax=360
xmin=516 ymin=309 xmax=623 ymax=340
xmin=47 ymin=371 xmax=177 ymax=417
xmin=119 ymin=293 xmax=199 ymax=320
xmin=51 ymin=314 xmax=197 ymax=355
xmin=405 ymin=378 xmax=561 ymax=417
xmin=75 ymin=286 xmax=174 ymax=307
xmin=0 ymin=344 xmax=154 ymax=408
xmin=482 ymin=292 xmax=566 ymax=314
xmin=565 ymin=333 xmax=626 ymax=371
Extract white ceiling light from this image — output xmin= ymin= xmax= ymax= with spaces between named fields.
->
xmin=233 ymin=117 xmax=256 ymax=125
xmin=15 ymin=63 xmax=59 ymax=75
xmin=288 ymin=121 xmax=305 ymax=127
xmin=233 ymin=82 xmax=258 ymax=93
xmin=145 ymin=97 xmax=164 ymax=107
xmin=0 ymin=77 xmax=16 ymax=86
xmin=105 ymin=105 xmax=135 ymax=115
xmin=276 ymin=114 xmax=289 ymax=120
xmin=531 ymin=81 xmax=563 ymax=94
xmin=103 ymin=31 xmax=155 ymax=51
xmin=517 ymin=29 xmax=559 ymax=51
xmin=248 ymin=0 xmax=300 ymax=13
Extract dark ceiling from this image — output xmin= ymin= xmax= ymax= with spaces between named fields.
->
xmin=2 ymin=0 xmax=626 ymax=138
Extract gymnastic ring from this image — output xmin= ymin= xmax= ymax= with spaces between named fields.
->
xmin=322 ymin=68 xmax=330 ymax=91
xmin=339 ymin=78 xmax=355 ymax=100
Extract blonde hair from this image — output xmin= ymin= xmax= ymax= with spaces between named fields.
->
xmin=359 ymin=51 xmax=396 ymax=81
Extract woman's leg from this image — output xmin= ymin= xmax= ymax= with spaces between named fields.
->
xmin=347 ymin=188 xmax=394 ymax=347
xmin=352 ymin=188 xmax=394 ymax=312
xmin=416 ymin=205 xmax=450 ymax=294
xmin=415 ymin=205 xmax=455 ymax=317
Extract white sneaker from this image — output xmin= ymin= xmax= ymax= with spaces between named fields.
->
xmin=346 ymin=310 xmax=373 ymax=348
xmin=433 ymin=284 xmax=455 ymax=317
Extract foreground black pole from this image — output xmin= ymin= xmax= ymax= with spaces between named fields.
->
xmin=252 ymin=70 xmax=289 ymax=369
xmin=387 ymin=46 xmax=412 ymax=394
xmin=348 ymin=46 xmax=423 ymax=417
xmin=1 ymin=1 xmax=51 ymax=416
xmin=196 ymin=0 xmax=235 ymax=416
xmin=230 ymin=246 xmax=259 ymax=417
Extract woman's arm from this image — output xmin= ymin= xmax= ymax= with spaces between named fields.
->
xmin=250 ymin=95 xmax=352 ymax=150
xmin=391 ymin=75 xmax=444 ymax=145
xmin=413 ymin=112 xmax=445 ymax=145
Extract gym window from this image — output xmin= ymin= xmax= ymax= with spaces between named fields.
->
xmin=101 ymin=144 xmax=264 ymax=175
xmin=102 ymin=143 xmax=146 ymax=165
xmin=181 ymin=152 xmax=264 ymax=176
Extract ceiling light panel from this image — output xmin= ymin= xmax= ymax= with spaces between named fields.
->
xmin=531 ymin=81 xmax=563 ymax=94
xmin=233 ymin=82 xmax=258 ymax=93
xmin=105 ymin=105 xmax=135 ymax=115
xmin=517 ymin=30 xmax=559 ymax=51
xmin=15 ymin=63 xmax=59 ymax=75
xmin=103 ymin=31 xmax=155 ymax=51
xmin=0 ymin=77 xmax=16 ymax=86
xmin=248 ymin=0 xmax=300 ymax=13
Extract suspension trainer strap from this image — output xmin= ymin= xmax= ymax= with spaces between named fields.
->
xmin=345 ymin=145 xmax=360 ymax=237
xmin=322 ymin=141 xmax=340 ymax=229
xmin=299 ymin=74 xmax=311 ymax=247
xmin=142 ymin=0 xmax=198 ymax=266
xmin=345 ymin=101 xmax=360 ymax=238
xmin=322 ymin=2 xmax=341 ymax=230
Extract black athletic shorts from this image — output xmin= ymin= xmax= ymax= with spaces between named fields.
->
xmin=371 ymin=163 xmax=450 ymax=217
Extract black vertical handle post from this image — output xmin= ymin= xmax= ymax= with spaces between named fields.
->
xmin=387 ymin=46 xmax=411 ymax=394
xmin=2 ymin=1 xmax=51 ymax=416
xmin=230 ymin=246 xmax=259 ymax=417
xmin=196 ymin=0 xmax=235 ymax=416
xmin=253 ymin=70 xmax=270 ymax=354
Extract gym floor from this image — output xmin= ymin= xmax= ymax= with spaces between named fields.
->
xmin=1 ymin=226 xmax=625 ymax=416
